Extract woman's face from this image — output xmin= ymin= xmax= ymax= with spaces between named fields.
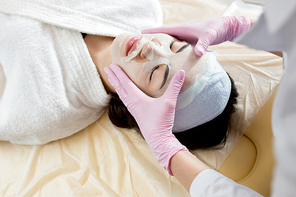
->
xmin=111 ymin=33 xmax=208 ymax=97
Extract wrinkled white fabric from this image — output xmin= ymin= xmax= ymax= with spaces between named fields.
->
xmin=0 ymin=14 xmax=110 ymax=144
xmin=0 ymin=0 xmax=163 ymax=37
xmin=0 ymin=0 xmax=163 ymax=144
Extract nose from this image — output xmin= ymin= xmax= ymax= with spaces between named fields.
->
xmin=140 ymin=38 xmax=162 ymax=60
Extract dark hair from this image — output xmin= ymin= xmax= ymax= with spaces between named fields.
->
xmin=108 ymin=74 xmax=238 ymax=150
xmin=82 ymin=33 xmax=87 ymax=38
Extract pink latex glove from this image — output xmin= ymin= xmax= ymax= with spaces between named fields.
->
xmin=142 ymin=16 xmax=251 ymax=56
xmin=104 ymin=64 xmax=188 ymax=175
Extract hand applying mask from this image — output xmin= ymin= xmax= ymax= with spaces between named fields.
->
xmin=104 ymin=64 xmax=188 ymax=175
xmin=142 ymin=16 xmax=251 ymax=56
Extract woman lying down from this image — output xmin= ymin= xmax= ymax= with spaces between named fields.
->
xmin=0 ymin=11 xmax=245 ymax=150
xmin=84 ymin=32 xmax=238 ymax=150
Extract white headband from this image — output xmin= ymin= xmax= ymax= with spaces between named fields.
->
xmin=172 ymin=52 xmax=231 ymax=133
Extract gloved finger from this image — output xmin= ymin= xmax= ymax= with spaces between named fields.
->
xmin=109 ymin=64 xmax=146 ymax=97
xmin=142 ymin=25 xmax=178 ymax=35
xmin=142 ymin=25 xmax=197 ymax=45
xmin=162 ymin=70 xmax=185 ymax=103
xmin=142 ymin=25 xmax=189 ymax=41
xmin=194 ymin=35 xmax=211 ymax=56
xmin=194 ymin=44 xmax=206 ymax=56
xmin=104 ymin=66 xmax=128 ymax=98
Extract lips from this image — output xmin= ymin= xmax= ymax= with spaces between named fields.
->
xmin=126 ymin=37 xmax=141 ymax=56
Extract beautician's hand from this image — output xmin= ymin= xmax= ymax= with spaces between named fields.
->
xmin=104 ymin=64 xmax=188 ymax=175
xmin=142 ymin=16 xmax=251 ymax=56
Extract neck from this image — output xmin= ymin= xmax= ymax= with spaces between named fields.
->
xmin=84 ymin=34 xmax=116 ymax=93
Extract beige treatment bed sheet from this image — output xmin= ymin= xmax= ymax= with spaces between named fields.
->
xmin=0 ymin=0 xmax=283 ymax=196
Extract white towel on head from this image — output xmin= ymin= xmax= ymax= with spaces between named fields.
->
xmin=0 ymin=0 xmax=163 ymax=145
xmin=173 ymin=52 xmax=231 ymax=132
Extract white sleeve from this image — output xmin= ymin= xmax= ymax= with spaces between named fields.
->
xmin=190 ymin=169 xmax=263 ymax=197
xmin=235 ymin=2 xmax=296 ymax=196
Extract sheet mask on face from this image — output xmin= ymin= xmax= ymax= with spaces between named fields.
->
xmin=111 ymin=33 xmax=214 ymax=96
xmin=111 ymin=33 xmax=171 ymax=88
xmin=111 ymin=33 xmax=231 ymax=133
xmin=125 ymin=37 xmax=170 ymax=73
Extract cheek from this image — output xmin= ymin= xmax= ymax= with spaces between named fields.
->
xmin=168 ymin=51 xmax=204 ymax=92
xmin=119 ymin=63 xmax=152 ymax=96
xmin=181 ymin=76 xmax=195 ymax=92
xmin=111 ymin=38 xmax=123 ymax=64
xmin=121 ymin=64 xmax=143 ymax=83
xmin=146 ymin=83 xmax=160 ymax=94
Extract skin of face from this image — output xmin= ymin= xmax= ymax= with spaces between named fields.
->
xmin=84 ymin=33 xmax=208 ymax=98
xmin=110 ymin=33 xmax=209 ymax=97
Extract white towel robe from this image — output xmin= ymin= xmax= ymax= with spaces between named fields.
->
xmin=0 ymin=0 xmax=163 ymax=145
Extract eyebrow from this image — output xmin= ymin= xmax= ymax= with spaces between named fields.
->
xmin=176 ymin=43 xmax=190 ymax=53
xmin=160 ymin=64 xmax=170 ymax=90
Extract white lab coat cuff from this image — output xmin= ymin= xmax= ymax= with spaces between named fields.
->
xmin=189 ymin=169 xmax=221 ymax=197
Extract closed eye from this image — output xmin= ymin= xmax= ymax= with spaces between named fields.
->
xmin=170 ymin=41 xmax=175 ymax=49
xmin=176 ymin=44 xmax=189 ymax=53
xmin=150 ymin=65 xmax=159 ymax=80
xmin=170 ymin=40 xmax=190 ymax=53
xmin=149 ymin=64 xmax=169 ymax=90
xmin=160 ymin=65 xmax=169 ymax=89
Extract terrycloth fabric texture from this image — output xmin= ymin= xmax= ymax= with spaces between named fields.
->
xmin=0 ymin=0 xmax=163 ymax=145
xmin=173 ymin=52 xmax=231 ymax=132
xmin=0 ymin=14 xmax=110 ymax=145
xmin=0 ymin=0 xmax=163 ymax=37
